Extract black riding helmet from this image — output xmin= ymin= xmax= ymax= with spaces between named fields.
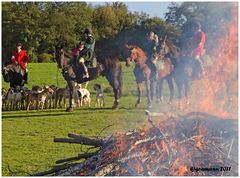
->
xmin=79 ymin=41 xmax=85 ymax=45
xmin=83 ymin=28 xmax=92 ymax=35
xmin=193 ymin=21 xmax=202 ymax=29
xmin=16 ymin=42 xmax=22 ymax=47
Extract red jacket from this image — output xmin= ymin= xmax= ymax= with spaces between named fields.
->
xmin=191 ymin=31 xmax=206 ymax=57
xmin=11 ymin=50 xmax=29 ymax=71
xmin=72 ymin=48 xmax=80 ymax=57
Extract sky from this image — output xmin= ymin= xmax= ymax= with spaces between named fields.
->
xmin=89 ymin=2 xmax=172 ymax=19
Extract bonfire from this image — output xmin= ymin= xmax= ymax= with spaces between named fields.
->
xmin=34 ymin=112 xmax=237 ymax=176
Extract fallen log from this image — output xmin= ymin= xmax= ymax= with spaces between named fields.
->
xmin=54 ymin=135 xmax=103 ymax=147
xmin=56 ymin=152 xmax=97 ymax=164
xmin=68 ymin=133 xmax=104 ymax=147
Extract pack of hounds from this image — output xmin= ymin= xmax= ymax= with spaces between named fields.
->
xmin=2 ymin=83 xmax=105 ymax=111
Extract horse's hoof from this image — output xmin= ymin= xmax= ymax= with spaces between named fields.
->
xmin=66 ymin=107 xmax=73 ymax=112
xmin=112 ymin=101 xmax=119 ymax=110
xmin=112 ymin=104 xmax=119 ymax=110
xmin=160 ymin=96 xmax=164 ymax=102
xmin=147 ymin=104 xmax=152 ymax=109
xmin=135 ymin=103 xmax=140 ymax=108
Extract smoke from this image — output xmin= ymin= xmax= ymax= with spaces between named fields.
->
xmin=182 ymin=5 xmax=238 ymax=119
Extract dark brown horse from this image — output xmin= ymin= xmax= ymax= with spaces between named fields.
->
xmin=125 ymin=44 xmax=173 ymax=108
xmin=54 ymin=47 xmax=122 ymax=111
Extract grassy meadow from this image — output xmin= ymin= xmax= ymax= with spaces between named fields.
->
xmin=2 ymin=62 xmax=174 ymax=176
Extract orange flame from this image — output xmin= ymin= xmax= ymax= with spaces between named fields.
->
xmin=186 ymin=9 xmax=238 ymax=119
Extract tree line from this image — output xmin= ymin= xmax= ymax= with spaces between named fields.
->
xmin=2 ymin=2 xmax=237 ymax=63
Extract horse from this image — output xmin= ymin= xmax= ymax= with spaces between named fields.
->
xmin=125 ymin=44 xmax=173 ymax=108
xmin=157 ymin=36 xmax=193 ymax=104
xmin=54 ymin=47 xmax=122 ymax=111
xmin=152 ymin=36 xmax=176 ymax=103
xmin=2 ymin=61 xmax=26 ymax=88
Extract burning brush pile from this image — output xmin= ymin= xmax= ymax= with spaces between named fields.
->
xmin=34 ymin=112 xmax=238 ymax=176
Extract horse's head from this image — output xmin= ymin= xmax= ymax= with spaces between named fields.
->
xmin=2 ymin=61 xmax=17 ymax=82
xmin=126 ymin=48 xmax=138 ymax=67
xmin=54 ymin=46 xmax=73 ymax=69
xmin=158 ymin=35 xmax=169 ymax=58
xmin=158 ymin=36 xmax=181 ymax=60
xmin=54 ymin=46 xmax=65 ymax=69
xmin=2 ymin=61 xmax=25 ymax=88
xmin=125 ymin=44 xmax=146 ymax=67
xmin=54 ymin=46 xmax=64 ymax=69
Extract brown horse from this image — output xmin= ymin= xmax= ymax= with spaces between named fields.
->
xmin=2 ymin=61 xmax=26 ymax=88
xmin=158 ymin=36 xmax=193 ymax=105
xmin=125 ymin=44 xmax=173 ymax=108
xmin=154 ymin=36 xmax=179 ymax=103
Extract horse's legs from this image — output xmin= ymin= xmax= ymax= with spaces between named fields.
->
xmin=73 ymin=90 xmax=80 ymax=107
xmin=175 ymin=76 xmax=183 ymax=100
xmin=113 ymin=72 xmax=122 ymax=109
xmin=166 ymin=76 xmax=174 ymax=104
xmin=184 ymin=77 xmax=191 ymax=105
xmin=135 ymin=82 xmax=143 ymax=107
xmin=104 ymin=69 xmax=122 ymax=110
xmin=157 ymin=78 xmax=164 ymax=103
xmin=66 ymin=81 xmax=75 ymax=112
xmin=150 ymin=80 xmax=155 ymax=101
xmin=145 ymin=78 xmax=152 ymax=108
xmin=64 ymin=98 xmax=66 ymax=108
xmin=174 ymin=76 xmax=183 ymax=109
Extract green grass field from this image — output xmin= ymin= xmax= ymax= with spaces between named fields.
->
xmin=2 ymin=63 xmax=174 ymax=176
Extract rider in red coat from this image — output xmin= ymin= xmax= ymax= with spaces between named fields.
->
xmin=11 ymin=43 xmax=29 ymax=83
xmin=190 ymin=22 xmax=206 ymax=77
xmin=191 ymin=23 xmax=206 ymax=58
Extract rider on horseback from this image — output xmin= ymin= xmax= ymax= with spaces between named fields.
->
xmin=78 ymin=28 xmax=95 ymax=78
xmin=190 ymin=21 xmax=206 ymax=77
xmin=11 ymin=43 xmax=29 ymax=84
xmin=146 ymin=31 xmax=159 ymax=78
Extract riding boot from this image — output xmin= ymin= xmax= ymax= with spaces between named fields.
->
xmin=82 ymin=63 xmax=89 ymax=78
xmin=79 ymin=57 xmax=89 ymax=78
xmin=197 ymin=58 xmax=205 ymax=76
xmin=195 ymin=57 xmax=205 ymax=77
xmin=24 ymin=72 xmax=28 ymax=84
xmin=153 ymin=65 xmax=158 ymax=80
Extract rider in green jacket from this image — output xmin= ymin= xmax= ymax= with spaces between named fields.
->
xmin=79 ymin=28 xmax=95 ymax=78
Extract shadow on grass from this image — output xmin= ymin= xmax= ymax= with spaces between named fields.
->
xmin=2 ymin=106 xmax=141 ymax=120
xmin=2 ymin=113 xmax=73 ymax=119
xmin=80 ymin=107 xmax=114 ymax=111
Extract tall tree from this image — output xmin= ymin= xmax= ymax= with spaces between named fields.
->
xmin=92 ymin=5 xmax=119 ymax=38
